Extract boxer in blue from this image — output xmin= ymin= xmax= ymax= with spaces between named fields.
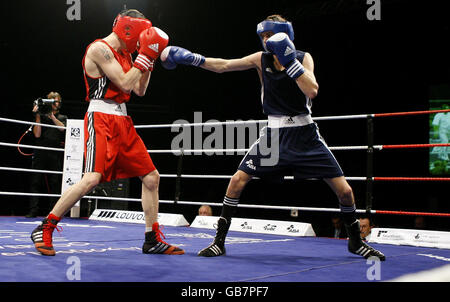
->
xmin=161 ymin=15 xmax=385 ymax=260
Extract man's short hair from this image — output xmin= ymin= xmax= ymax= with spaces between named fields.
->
xmin=119 ymin=8 xmax=146 ymax=19
xmin=265 ymin=14 xmax=288 ymax=22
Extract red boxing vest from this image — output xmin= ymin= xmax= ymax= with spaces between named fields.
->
xmin=82 ymin=39 xmax=132 ymax=104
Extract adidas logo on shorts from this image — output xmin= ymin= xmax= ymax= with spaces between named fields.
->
xmin=246 ymin=159 xmax=256 ymax=170
xmin=114 ymin=105 xmax=123 ymax=112
xmin=285 ymin=117 xmax=295 ymax=124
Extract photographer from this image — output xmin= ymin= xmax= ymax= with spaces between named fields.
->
xmin=26 ymin=92 xmax=67 ymax=218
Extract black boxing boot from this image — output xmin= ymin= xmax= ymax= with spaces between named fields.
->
xmin=198 ymin=217 xmax=231 ymax=257
xmin=345 ymin=220 xmax=386 ymax=261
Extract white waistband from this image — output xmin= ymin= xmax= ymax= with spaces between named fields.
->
xmin=87 ymin=99 xmax=127 ymax=116
xmin=267 ymin=114 xmax=313 ymax=128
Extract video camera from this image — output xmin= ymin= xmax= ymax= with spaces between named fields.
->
xmin=33 ymin=98 xmax=55 ymax=115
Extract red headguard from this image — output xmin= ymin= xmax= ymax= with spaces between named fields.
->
xmin=112 ymin=14 xmax=152 ymax=54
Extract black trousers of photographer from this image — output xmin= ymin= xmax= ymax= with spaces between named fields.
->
xmin=28 ymin=150 xmax=63 ymax=216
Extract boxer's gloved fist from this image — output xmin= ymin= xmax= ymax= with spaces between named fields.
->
xmin=266 ymin=33 xmax=305 ymax=79
xmin=160 ymin=46 xmax=205 ymax=70
xmin=134 ymin=27 xmax=169 ymax=72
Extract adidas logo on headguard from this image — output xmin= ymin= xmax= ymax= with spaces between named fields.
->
xmin=257 ymin=23 xmax=263 ymax=32
xmin=284 ymin=46 xmax=294 ymax=56
xmin=148 ymin=43 xmax=159 ymax=52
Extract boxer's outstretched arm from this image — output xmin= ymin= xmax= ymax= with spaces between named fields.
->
xmin=160 ymin=46 xmax=262 ymax=73
xmin=201 ymin=52 xmax=262 ymax=73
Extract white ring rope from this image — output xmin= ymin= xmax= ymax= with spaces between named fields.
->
xmin=0 ymin=117 xmax=66 ymax=130
xmin=312 ymin=114 xmax=373 ymax=121
xmin=1 ymin=112 xmax=373 ymax=131
xmin=133 ymin=114 xmax=372 ymax=129
xmin=0 ymin=166 xmax=366 ymax=181
xmin=0 ymin=190 xmax=372 ymax=214
xmin=0 ymin=141 xmax=378 ymax=154
xmin=148 ymin=148 xmax=250 ymax=154
xmin=0 ymin=142 xmax=64 ymax=152
xmin=147 ymin=145 xmax=382 ymax=154
xmin=135 ymin=119 xmax=269 ymax=129
xmin=0 ymin=115 xmax=382 ymax=154
xmin=0 ymin=166 xmax=63 ymax=175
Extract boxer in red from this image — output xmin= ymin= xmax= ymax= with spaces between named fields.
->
xmin=31 ymin=9 xmax=184 ymax=256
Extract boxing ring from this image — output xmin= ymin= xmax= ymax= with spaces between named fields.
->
xmin=1 ymin=216 xmax=450 ymax=283
xmin=1 ymin=109 xmax=450 ymax=283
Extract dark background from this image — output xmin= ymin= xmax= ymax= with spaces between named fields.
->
xmin=0 ymin=0 xmax=449 ymax=235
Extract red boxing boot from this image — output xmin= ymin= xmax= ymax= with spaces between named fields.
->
xmin=30 ymin=213 xmax=61 ymax=256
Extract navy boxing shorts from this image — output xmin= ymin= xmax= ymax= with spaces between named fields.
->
xmin=237 ymin=121 xmax=344 ymax=181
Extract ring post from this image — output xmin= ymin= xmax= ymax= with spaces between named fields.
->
xmin=365 ymin=115 xmax=374 ymax=213
xmin=174 ymin=151 xmax=184 ymax=205
xmin=60 ymin=119 xmax=84 ymax=218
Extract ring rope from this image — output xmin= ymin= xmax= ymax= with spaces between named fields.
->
xmin=147 ymin=143 xmax=447 ymax=154
xmin=147 ymin=146 xmax=381 ymax=154
xmin=0 ymin=190 xmax=448 ymax=217
xmin=1 ymin=166 xmax=448 ymax=182
xmin=0 ymin=142 xmax=64 ymax=152
xmin=373 ymin=109 xmax=450 ymax=118
xmin=135 ymin=120 xmax=269 ymax=129
xmin=1 ymin=111 xmax=449 ymax=219
xmin=1 ymin=109 xmax=449 ymax=131
xmin=374 ymin=210 xmax=450 ymax=217
xmin=374 ymin=177 xmax=450 ymax=181
xmin=0 ymin=117 xmax=66 ymax=130
xmin=0 ymin=166 xmax=63 ymax=175
xmin=1 ymin=141 xmax=448 ymax=155
xmin=381 ymin=143 xmax=450 ymax=149
xmin=133 ymin=109 xmax=450 ymax=128
xmin=0 ymin=167 xmax=362 ymax=180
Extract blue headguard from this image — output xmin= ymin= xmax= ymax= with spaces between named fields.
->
xmin=257 ymin=20 xmax=294 ymax=50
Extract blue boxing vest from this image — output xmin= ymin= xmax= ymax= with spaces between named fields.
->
xmin=260 ymin=51 xmax=312 ymax=116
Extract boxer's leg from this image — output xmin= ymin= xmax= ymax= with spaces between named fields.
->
xmin=325 ymin=176 xmax=385 ymax=260
xmin=140 ymin=170 xmax=184 ymax=255
xmin=140 ymin=170 xmax=160 ymax=228
xmin=198 ymin=170 xmax=252 ymax=257
xmin=31 ymin=172 xmax=102 ymax=256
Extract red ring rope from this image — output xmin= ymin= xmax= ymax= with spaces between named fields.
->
xmin=374 ymin=177 xmax=450 ymax=181
xmin=374 ymin=210 xmax=450 ymax=217
xmin=374 ymin=109 xmax=450 ymax=117
xmin=382 ymin=143 xmax=450 ymax=149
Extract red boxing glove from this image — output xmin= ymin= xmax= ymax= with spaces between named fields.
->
xmin=133 ymin=27 xmax=169 ymax=72
xmin=134 ymin=53 xmax=154 ymax=72
xmin=139 ymin=27 xmax=169 ymax=59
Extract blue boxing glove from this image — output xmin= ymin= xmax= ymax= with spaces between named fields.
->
xmin=265 ymin=33 xmax=305 ymax=79
xmin=160 ymin=46 xmax=205 ymax=70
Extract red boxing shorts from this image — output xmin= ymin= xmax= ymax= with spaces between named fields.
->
xmin=84 ymin=99 xmax=156 ymax=183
